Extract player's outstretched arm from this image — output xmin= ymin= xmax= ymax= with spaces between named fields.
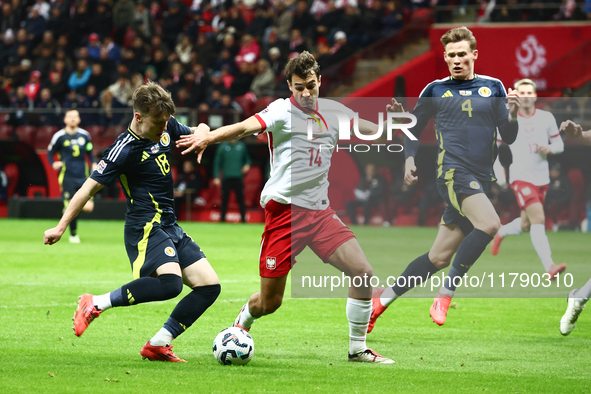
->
xmin=176 ymin=117 xmax=262 ymax=163
xmin=404 ymin=156 xmax=418 ymax=186
xmin=44 ymin=178 xmax=104 ymax=245
xmin=561 ymin=120 xmax=591 ymax=145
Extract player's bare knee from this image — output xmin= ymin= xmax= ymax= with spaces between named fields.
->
xmin=428 ymin=251 xmax=452 ymax=269
xmin=479 ymin=217 xmax=501 ymax=236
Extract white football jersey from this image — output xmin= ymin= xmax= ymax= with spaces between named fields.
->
xmin=498 ymin=109 xmax=563 ymax=186
xmin=254 ymin=96 xmax=355 ymax=210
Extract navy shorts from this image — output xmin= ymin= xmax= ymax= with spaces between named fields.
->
xmin=436 ymin=168 xmax=491 ymax=236
xmin=124 ymin=223 xmax=206 ymax=279
xmin=61 ymin=177 xmax=85 ymax=201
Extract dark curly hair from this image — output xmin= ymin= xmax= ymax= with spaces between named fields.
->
xmin=285 ymin=51 xmax=320 ymax=83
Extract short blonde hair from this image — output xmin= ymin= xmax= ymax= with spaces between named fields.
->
xmin=440 ymin=26 xmax=477 ymax=52
xmin=132 ymin=81 xmax=176 ymax=117
xmin=514 ymin=78 xmax=537 ymax=92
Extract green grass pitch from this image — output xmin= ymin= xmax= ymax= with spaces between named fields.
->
xmin=0 ymin=218 xmax=589 ymax=393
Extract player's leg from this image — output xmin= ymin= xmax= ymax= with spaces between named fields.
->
xmin=560 ymin=277 xmax=591 ymax=335
xmin=374 ymin=223 xmax=463 ymax=314
xmin=525 ymin=202 xmax=565 ymax=278
xmin=492 ymin=210 xmax=527 ymax=255
xmin=234 ymin=275 xmax=288 ymax=330
xmin=326 ymin=239 xmax=393 ymax=363
xmin=82 ymin=199 xmax=94 ymax=213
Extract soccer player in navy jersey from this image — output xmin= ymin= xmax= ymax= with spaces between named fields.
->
xmin=47 ymin=109 xmax=97 ymax=243
xmin=44 ymin=82 xmax=220 ymax=362
xmin=369 ymin=26 xmax=521 ymax=331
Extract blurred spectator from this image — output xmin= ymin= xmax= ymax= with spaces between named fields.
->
xmin=0 ymin=168 xmax=7 ymax=201
xmin=227 ymin=7 xmax=247 ymax=34
xmin=103 ymin=37 xmax=121 ymax=63
xmin=274 ymin=3 xmax=293 ymax=41
xmin=33 ymin=47 xmax=53 ymax=79
xmin=15 ymin=28 xmax=31 ymax=51
xmin=218 ymin=94 xmax=244 ymax=113
xmin=53 ymin=49 xmax=73 ymax=74
xmin=236 ymin=34 xmax=261 ymax=66
xmin=213 ymin=139 xmax=251 ymax=223
xmin=9 ymin=86 xmax=34 ymax=126
xmin=346 ymin=163 xmax=387 ymax=225
xmin=289 ymin=29 xmax=307 ymax=54
xmin=195 ymin=34 xmax=216 ymax=69
xmin=0 ymin=77 xmax=10 ymax=108
xmin=80 ymin=85 xmax=101 ymax=126
xmin=381 ymin=1 xmax=404 ymax=37
xmin=32 ymin=0 xmax=50 ymax=20
xmin=1 ymin=4 xmax=19 ymax=34
xmin=316 ymin=1 xmax=342 ymax=42
xmin=32 ymin=31 xmax=56 ymax=58
xmin=133 ymin=2 xmax=153 ymax=40
xmin=44 ymin=71 xmax=68 ymax=103
xmin=73 ymin=3 xmax=92 ymax=40
xmin=330 ymin=31 xmax=354 ymax=65
xmin=176 ymin=35 xmax=193 ymax=65
xmin=143 ymin=65 xmax=158 ymax=83
xmin=113 ymin=0 xmax=136 ymax=44
xmin=46 ymin=6 xmax=69 ymax=38
xmin=100 ymin=89 xmax=128 ymax=126
xmin=230 ymin=62 xmax=255 ymax=98
xmin=292 ymin=1 xmax=316 ymax=40
xmin=221 ymin=34 xmax=240 ymax=58
xmin=267 ymin=47 xmax=285 ymax=77
xmin=207 ymin=89 xmax=223 ymax=109
xmin=88 ymin=63 xmax=110 ymax=93
xmin=63 ymin=89 xmax=83 ymax=110
xmin=36 ymin=88 xmax=60 ymax=126
xmin=417 ymin=181 xmax=443 ymax=226
xmin=87 ymin=33 xmax=102 ymax=60
xmin=24 ymin=8 xmax=47 ymax=43
xmin=168 ymin=62 xmax=184 ymax=84
xmin=92 ymin=2 xmax=113 ymax=40
xmin=214 ymin=49 xmax=237 ymax=75
xmin=248 ymin=7 xmax=273 ymax=41
xmin=97 ymin=48 xmax=116 ymax=84
xmin=24 ymin=70 xmax=42 ymax=100
xmin=162 ymin=2 xmax=186 ymax=48
xmin=68 ymin=59 xmax=91 ymax=91
xmin=174 ymin=160 xmax=202 ymax=214
xmin=108 ymin=77 xmax=133 ymax=106
xmin=208 ymin=71 xmax=229 ymax=96
xmin=148 ymin=49 xmax=168 ymax=78
xmin=121 ymin=47 xmax=143 ymax=76
xmin=339 ymin=5 xmax=361 ymax=44
xmin=250 ymin=59 xmax=276 ymax=98
xmin=11 ymin=58 xmax=33 ymax=88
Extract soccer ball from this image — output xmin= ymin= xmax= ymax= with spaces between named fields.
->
xmin=212 ymin=327 xmax=254 ymax=365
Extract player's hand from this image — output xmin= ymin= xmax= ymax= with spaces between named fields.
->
xmin=213 ymin=178 xmax=221 ymax=187
xmin=44 ymin=227 xmax=64 ymax=245
xmin=507 ymin=88 xmax=521 ymax=120
xmin=52 ymin=161 xmax=63 ymax=171
xmin=404 ymin=157 xmax=418 ymax=185
xmin=176 ymin=123 xmax=211 ymax=162
xmin=538 ymin=145 xmax=551 ymax=154
xmin=560 ymin=120 xmax=582 ymax=140
xmin=386 ymin=98 xmax=405 ymax=113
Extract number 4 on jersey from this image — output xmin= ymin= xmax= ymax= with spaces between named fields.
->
xmin=308 ymin=148 xmax=322 ymax=167
xmin=462 ymin=99 xmax=473 ymax=118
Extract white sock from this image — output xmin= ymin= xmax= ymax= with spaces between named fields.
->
xmin=530 ymin=224 xmax=554 ymax=271
xmin=576 ymin=278 xmax=591 ymax=301
xmin=438 ymin=286 xmax=455 ymax=297
xmin=238 ymin=301 xmax=256 ymax=330
xmin=93 ymin=293 xmax=112 ymax=311
xmin=499 ymin=217 xmax=522 ymax=238
xmin=346 ymin=298 xmax=371 ymax=354
xmin=380 ymin=286 xmax=400 ymax=307
xmin=150 ymin=327 xmax=174 ymax=347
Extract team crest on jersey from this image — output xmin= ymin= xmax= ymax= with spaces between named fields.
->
xmin=266 ymin=257 xmax=276 ymax=270
xmin=78 ymin=137 xmax=85 ymax=145
xmin=470 ymin=181 xmax=480 ymax=190
xmin=478 ymin=87 xmax=492 ymax=97
xmin=96 ymin=160 xmax=107 ymax=174
xmin=307 ymin=118 xmax=322 ymax=133
xmin=459 ymin=90 xmax=472 ymax=96
xmin=160 ymin=132 xmax=170 ymax=147
xmin=164 ymin=247 xmax=176 ymax=257
xmin=151 ymin=144 xmax=160 ymax=153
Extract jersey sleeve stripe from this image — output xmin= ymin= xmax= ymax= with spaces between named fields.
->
xmin=107 ymin=135 xmax=133 ymax=162
xmin=254 ymin=114 xmax=267 ymax=132
xmin=48 ymin=129 xmax=65 ymax=150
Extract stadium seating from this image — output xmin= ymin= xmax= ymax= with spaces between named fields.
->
xmin=35 ymin=126 xmax=58 ymax=150
xmin=15 ymin=126 xmax=37 ymax=147
xmin=0 ymin=125 xmax=14 ymax=140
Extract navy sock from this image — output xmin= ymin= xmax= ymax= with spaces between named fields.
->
xmin=109 ymin=274 xmax=183 ymax=307
xmin=164 ymin=284 xmax=221 ymax=338
xmin=392 ymin=252 xmax=440 ymax=296
xmin=70 ymin=218 xmax=77 ymax=236
xmin=444 ymin=229 xmax=493 ymax=291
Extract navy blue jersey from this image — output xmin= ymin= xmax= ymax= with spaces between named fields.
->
xmin=405 ymin=75 xmax=518 ymax=181
xmin=90 ymin=116 xmax=191 ymax=227
xmin=48 ymin=128 xmax=97 ymax=183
